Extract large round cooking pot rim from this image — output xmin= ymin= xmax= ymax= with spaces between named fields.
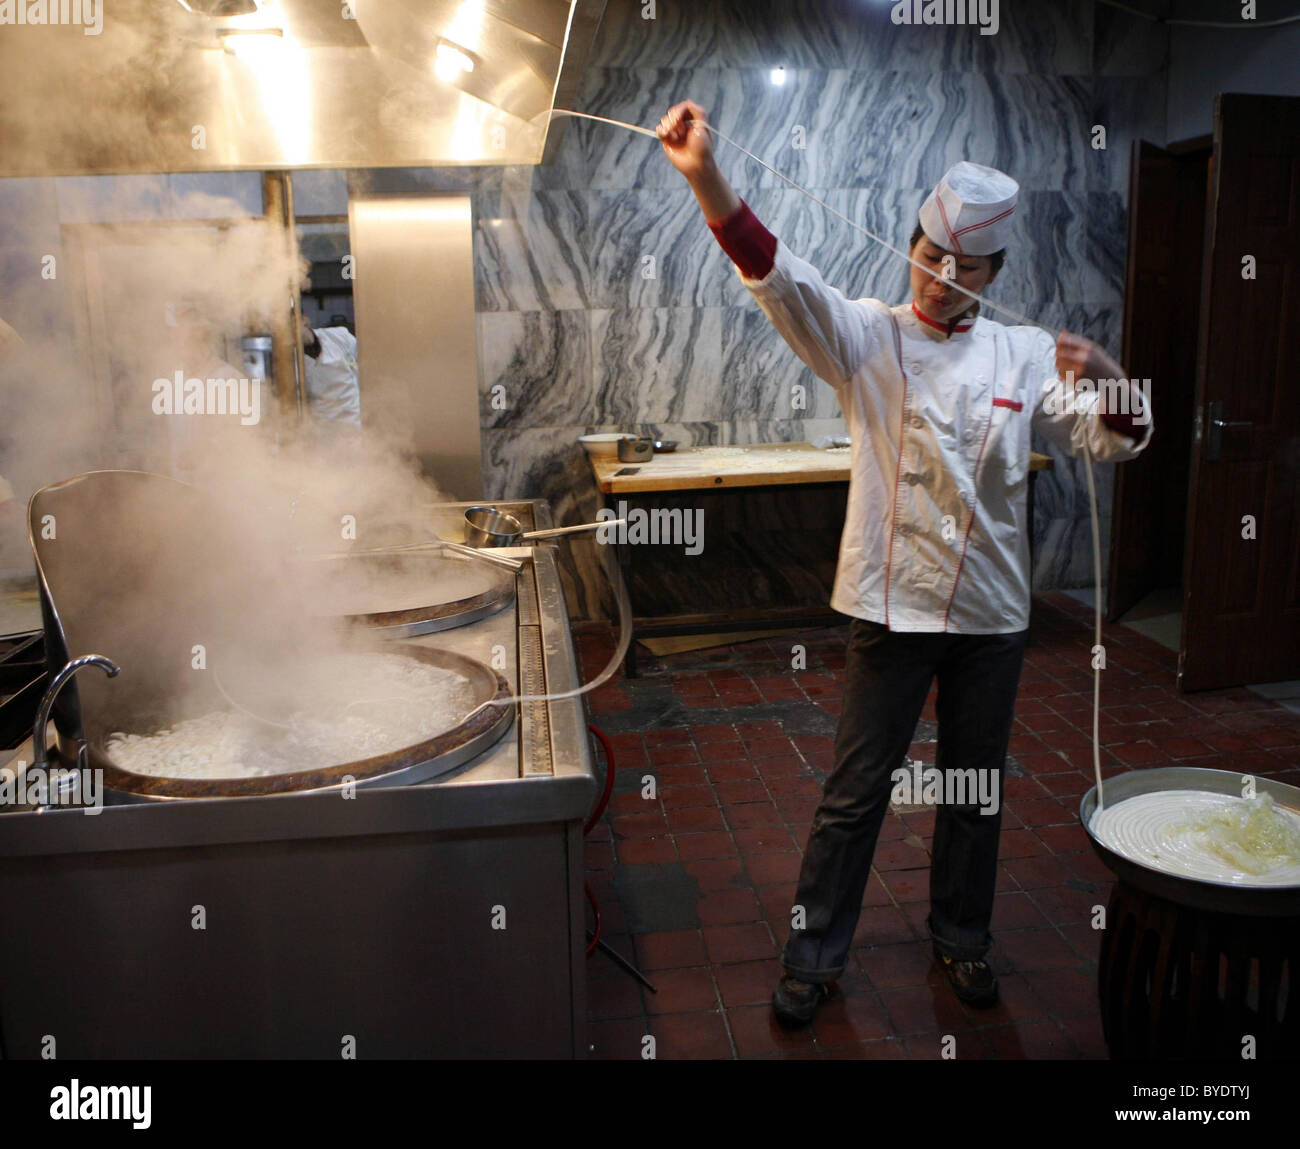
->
xmin=1079 ymin=765 xmax=1300 ymax=915
xmin=74 ymin=644 xmax=512 ymax=800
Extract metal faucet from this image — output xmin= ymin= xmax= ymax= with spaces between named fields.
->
xmin=31 ymin=654 xmax=121 ymax=771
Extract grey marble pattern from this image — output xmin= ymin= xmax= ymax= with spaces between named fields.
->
xmin=478 ymin=309 xmax=593 ymax=428
xmin=719 ymin=307 xmax=845 ymax=421
xmin=1090 ymin=76 xmax=1169 ymax=198
xmin=474 ymin=191 xmax=594 ymax=311
xmin=590 ymin=306 xmax=723 ymax=420
xmin=591 ymin=0 xmax=1096 ymax=75
xmin=465 ymin=0 xmax=1173 ymax=619
xmin=1093 ymin=4 xmax=1169 ymax=77
xmin=581 ymin=188 xmax=736 ymax=308
xmin=567 ymin=68 xmax=1099 ymax=194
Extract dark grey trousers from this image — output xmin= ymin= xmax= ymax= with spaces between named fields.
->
xmin=781 ymin=618 xmax=1029 ymax=981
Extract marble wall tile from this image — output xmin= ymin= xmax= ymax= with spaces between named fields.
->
xmin=572 ymin=68 xmax=1097 ymax=195
xmin=590 ymin=306 xmax=724 ymax=421
xmin=979 ymin=190 xmax=1122 ymax=308
xmin=473 ymin=191 xmax=593 ymax=311
xmin=719 ymin=307 xmax=845 ymax=421
xmin=478 ymin=309 xmax=593 ymax=429
xmin=582 ymin=189 xmax=735 ymax=307
xmin=1089 ymin=75 xmax=1169 ymax=198
xmin=744 ymin=188 xmax=928 ymax=304
xmin=591 ymin=0 xmax=1096 ymax=75
xmin=1083 ymin=189 xmax=1129 ymax=300
xmin=1093 ymin=5 xmax=1169 ymax=77
xmin=590 ymin=0 xmax=864 ymax=71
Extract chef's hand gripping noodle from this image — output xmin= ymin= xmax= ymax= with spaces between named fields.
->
xmin=514 ymin=107 xmax=1112 ymax=808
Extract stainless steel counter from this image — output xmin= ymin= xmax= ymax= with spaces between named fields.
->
xmin=0 ymin=500 xmax=597 ymax=1059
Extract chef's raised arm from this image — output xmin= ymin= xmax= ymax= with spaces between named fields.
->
xmin=658 ymin=101 xmax=880 ymax=388
xmin=1029 ymin=328 xmax=1154 ymax=462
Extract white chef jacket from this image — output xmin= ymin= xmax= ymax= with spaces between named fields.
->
xmin=304 ymin=327 xmax=362 ymax=427
xmin=741 ymin=242 xmax=1153 ymax=633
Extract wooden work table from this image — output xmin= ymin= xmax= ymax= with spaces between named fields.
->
xmin=590 ymin=441 xmax=1053 ymax=494
xmin=586 ymin=441 xmax=1054 ymax=674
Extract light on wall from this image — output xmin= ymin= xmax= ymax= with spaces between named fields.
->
xmin=770 ymin=65 xmax=787 ymax=86
xmin=434 ymin=41 xmax=477 ymax=82
xmin=217 ymin=25 xmax=311 ymax=165
xmin=177 ymin=0 xmax=261 ymax=13
xmin=217 ymin=26 xmax=283 ymax=57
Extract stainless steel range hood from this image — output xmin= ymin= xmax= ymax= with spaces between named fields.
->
xmin=0 ymin=0 xmax=606 ymax=176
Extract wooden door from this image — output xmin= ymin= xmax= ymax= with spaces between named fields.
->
xmin=1107 ymin=138 xmax=1208 ymax=622
xmin=1180 ymin=94 xmax=1300 ymax=690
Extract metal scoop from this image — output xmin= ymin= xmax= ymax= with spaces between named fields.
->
xmin=463 ymin=506 xmax=624 ymax=548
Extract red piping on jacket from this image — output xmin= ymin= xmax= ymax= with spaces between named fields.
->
xmin=884 ymin=314 xmax=910 ymax=631
xmin=911 ymin=300 xmax=974 ymax=335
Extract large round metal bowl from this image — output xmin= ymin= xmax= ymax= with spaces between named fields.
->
xmin=69 ymin=645 xmax=514 ymax=802
xmin=312 ymin=549 xmax=515 ymax=637
xmin=1080 ymin=766 xmax=1300 ymax=917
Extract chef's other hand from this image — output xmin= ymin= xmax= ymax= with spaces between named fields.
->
xmin=658 ymin=101 xmax=715 ymax=178
xmin=1056 ymin=330 xmax=1124 ymax=386
xmin=300 ymin=314 xmax=321 ymax=354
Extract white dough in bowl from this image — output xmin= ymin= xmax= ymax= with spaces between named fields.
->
xmin=1089 ymin=789 xmax=1300 ymax=886
xmin=106 ymin=652 xmax=473 ymax=779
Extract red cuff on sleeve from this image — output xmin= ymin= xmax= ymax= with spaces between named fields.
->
xmin=1098 ymin=386 xmax=1150 ymax=442
xmin=707 ymin=199 xmax=777 ymax=281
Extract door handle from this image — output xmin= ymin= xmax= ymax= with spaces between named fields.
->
xmin=1207 ymin=400 xmax=1252 ymax=461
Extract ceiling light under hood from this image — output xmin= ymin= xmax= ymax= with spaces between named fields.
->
xmin=351 ymin=0 xmax=568 ymax=124
xmin=217 ymin=26 xmax=284 ymax=56
xmin=434 ymin=41 xmax=477 ymax=82
xmin=176 ymin=0 xmax=262 ymax=16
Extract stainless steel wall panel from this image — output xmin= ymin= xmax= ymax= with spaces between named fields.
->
xmin=350 ymin=195 xmax=483 ymax=500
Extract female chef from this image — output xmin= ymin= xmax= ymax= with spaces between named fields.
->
xmin=657 ymin=100 xmax=1152 ymax=1027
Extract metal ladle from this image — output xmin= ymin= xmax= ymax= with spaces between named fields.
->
xmin=463 ymin=506 xmax=625 ymax=548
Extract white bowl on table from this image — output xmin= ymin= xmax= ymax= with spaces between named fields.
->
xmin=578 ymin=433 xmax=627 ymax=458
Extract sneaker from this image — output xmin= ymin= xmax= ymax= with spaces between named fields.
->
xmin=933 ymin=945 xmax=999 ymax=1008
xmin=772 ymin=975 xmax=836 ymax=1028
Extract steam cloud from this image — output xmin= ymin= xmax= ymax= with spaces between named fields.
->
xmin=0 ymin=179 xmax=481 ymax=751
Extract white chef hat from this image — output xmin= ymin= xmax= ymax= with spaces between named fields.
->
xmin=918 ymin=161 xmax=1019 ymax=256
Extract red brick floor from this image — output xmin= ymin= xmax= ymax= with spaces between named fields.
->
xmin=576 ymin=593 xmax=1300 ymax=1060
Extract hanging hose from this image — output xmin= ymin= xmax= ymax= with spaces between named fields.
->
xmin=1082 ymin=437 xmax=1105 ymax=811
xmin=462 ymin=529 xmax=635 ymax=723
xmin=584 ymin=722 xmax=617 ymax=955
xmin=585 ymin=721 xmax=617 ymax=834
xmin=584 ymin=881 xmax=603 ymax=957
